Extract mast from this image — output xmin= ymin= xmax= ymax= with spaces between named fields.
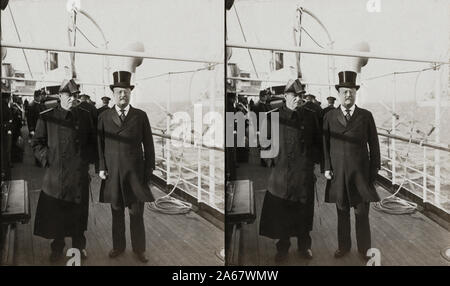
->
xmin=294 ymin=6 xmax=303 ymax=79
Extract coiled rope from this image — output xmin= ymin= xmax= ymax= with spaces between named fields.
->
xmin=147 ymin=146 xmax=192 ymax=215
xmin=372 ymin=72 xmax=423 ymax=215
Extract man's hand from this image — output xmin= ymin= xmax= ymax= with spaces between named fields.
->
xmin=99 ymin=170 xmax=108 ymax=180
xmin=324 ymin=170 xmax=333 ymax=180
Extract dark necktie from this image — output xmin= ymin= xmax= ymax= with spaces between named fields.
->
xmin=120 ymin=109 xmax=126 ymax=122
xmin=345 ymin=109 xmax=351 ymax=122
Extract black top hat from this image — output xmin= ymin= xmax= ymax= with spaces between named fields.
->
xmin=327 ymin=96 xmax=336 ymax=101
xmin=79 ymin=94 xmax=90 ymax=99
xmin=335 ymin=71 xmax=360 ymax=91
xmin=110 ymin=71 xmax=134 ymax=91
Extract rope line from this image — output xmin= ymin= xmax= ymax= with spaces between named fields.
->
xmin=76 ymin=27 xmax=99 ymax=48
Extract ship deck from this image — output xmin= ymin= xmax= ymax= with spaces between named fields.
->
xmin=8 ymin=130 xmax=224 ymax=266
xmin=233 ymin=149 xmax=450 ymax=266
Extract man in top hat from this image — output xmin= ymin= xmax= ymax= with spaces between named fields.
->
xmin=32 ymin=78 xmax=97 ymax=262
xmin=97 ymin=96 xmax=111 ymax=115
xmin=322 ymin=71 xmax=380 ymax=261
xmin=259 ymin=78 xmax=322 ymax=262
xmin=97 ymin=71 xmax=155 ymax=263
xmin=323 ymin=96 xmax=336 ymax=115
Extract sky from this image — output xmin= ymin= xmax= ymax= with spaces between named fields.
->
xmin=1 ymin=0 xmax=224 ymax=106
xmin=227 ymin=0 xmax=449 ymax=105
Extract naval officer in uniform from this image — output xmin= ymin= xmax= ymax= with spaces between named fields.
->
xmin=32 ymin=79 xmax=97 ymax=262
xmin=259 ymin=79 xmax=322 ymax=262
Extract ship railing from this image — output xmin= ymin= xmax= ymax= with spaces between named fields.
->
xmin=378 ymin=131 xmax=450 ymax=214
xmin=152 ymin=132 xmax=224 ymax=214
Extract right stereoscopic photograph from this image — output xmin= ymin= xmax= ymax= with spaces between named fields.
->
xmin=225 ymin=0 xmax=449 ymax=266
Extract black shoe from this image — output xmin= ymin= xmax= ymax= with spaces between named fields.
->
xmin=334 ymin=249 xmax=350 ymax=258
xmin=359 ymin=251 xmax=370 ymax=262
xmin=134 ymin=251 xmax=149 ymax=263
xmin=299 ymin=249 xmax=313 ymax=259
xmin=274 ymin=251 xmax=288 ymax=262
xmin=49 ymin=251 xmax=63 ymax=262
xmin=108 ymin=249 xmax=124 ymax=258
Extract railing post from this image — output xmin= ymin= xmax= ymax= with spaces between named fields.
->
xmin=423 ymin=146 xmax=427 ymax=203
xmin=391 ymin=74 xmax=397 ymax=185
xmin=197 ymin=145 xmax=202 ymax=204
xmin=209 ymin=149 xmax=215 ymax=206
xmin=208 ymin=71 xmax=216 ymax=207
xmin=434 ymin=66 xmax=441 ymax=206
xmin=166 ymin=73 xmax=171 ymax=184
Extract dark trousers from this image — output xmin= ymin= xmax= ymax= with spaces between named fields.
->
xmin=51 ymin=234 xmax=86 ymax=253
xmin=111 ymin=202 xmax=145 ymax=253
xmin=276 ymin=231 xmax=312 ymax=253
xmin=336 ymin=202 xmax=371 ymax=253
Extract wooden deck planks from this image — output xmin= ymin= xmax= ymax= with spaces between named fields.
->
xmin=9 ymin=133 xmax=224 ymax=266
xmin=234 ymin=150 xmax=450 ymax=266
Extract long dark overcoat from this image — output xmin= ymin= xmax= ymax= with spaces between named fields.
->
xmin=32 ymin=106 xmax=97 ymax=238
xmin=259 ymin=105 xmax=322 ymax=239
xmin=97 ymin=106 xmax=155 ymax=209
xmin=322 ymin=105 xmax=381 ymax=208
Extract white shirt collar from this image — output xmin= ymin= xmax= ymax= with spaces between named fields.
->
xmin=115 ymin=104 xmax=130 ymax=116
xmin=340 ymin=104 xmax=356 ymax=116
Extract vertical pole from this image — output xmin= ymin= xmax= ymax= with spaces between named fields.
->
xmin=296 ymin=7 xmax=303 ymax=79
xmin=423 ymin=147 xmax=427 ymax=203
xmin=328 ymin=42 xmax=335 ymax=98
xmin=197 ymin=145 xmax=202 ymax=204
xmin=434 ymin=66 xmax=441 ymax=206
xmin=209 ymin=71 xmax=215 ymax=206
xmin=166 ymin=73 xmax=171 ymax=185
xmin=70 ymin=10 xmax=77 ymax=79
xmin=391 ymin=74 xmax=397 ymax=185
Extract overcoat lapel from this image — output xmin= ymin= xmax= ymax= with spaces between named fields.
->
xmin=111 ymin=106 xmax=122 ymax=128
xmin=336 ymin=105 xmax=347 ymax=128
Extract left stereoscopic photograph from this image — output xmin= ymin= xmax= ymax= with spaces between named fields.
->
xmin=0 ymin=0 xmax=224 ymax=266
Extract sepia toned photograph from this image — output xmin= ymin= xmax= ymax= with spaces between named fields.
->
xmin=1 ymin=0 xmax=450 ymax=274
xmin=225 ymin=0 xmax=449 ymax=266
xmin=1 ymin=0 xmax=224 ymax=266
